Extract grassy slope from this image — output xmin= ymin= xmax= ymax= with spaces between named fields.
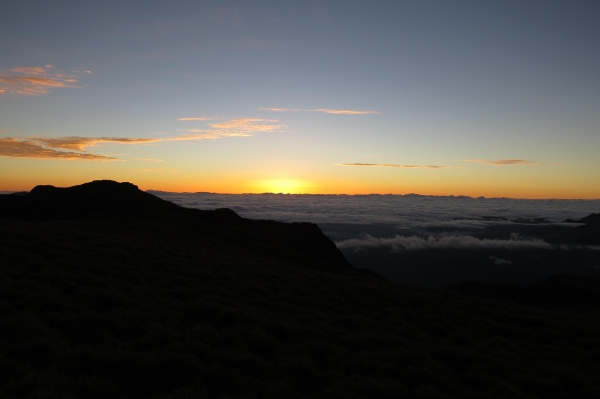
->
xmin=1 ymin=215 xmax=600 ymax=398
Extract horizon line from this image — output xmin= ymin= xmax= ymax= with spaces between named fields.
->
xmin=1 ymin=187 xmax=598 ymax=201
xmin=142 ymin=189 xmax=600 ymax=201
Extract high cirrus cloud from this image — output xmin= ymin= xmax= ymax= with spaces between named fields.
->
xmin=174 ymin=131 xmax=253 ymax=139
xmin=313 ymin=109 xmax=379 ymax=115
xmin=336 ymin=234 xmax=552 ymax=252
xmin=260 ymin=107 xmax=378 ymax=115
xmin=337 ymin=163 xmax=453 ymax=169
xmin=0 ymin=127 xmax=263 ymax=161
xmin=0 ymin=66 xmax=86 ymax=95
xmin=178 ymin=117 xmax=287 ymax=137
xmin=0 ymin=138 xmax=116 ymax=161
xmin=209 ymin=118 xmax=286 ymax=133
xmin=32 ymin=136 xmax=161 ymax=151
xmin=464 ymin=159 xmax=539 ymax=165
xmin=0 ymin=136 xmax=169 ymax=161
xmin=1 ymin=115 xmax=285 ymax=161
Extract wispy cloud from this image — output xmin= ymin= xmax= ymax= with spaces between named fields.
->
xmin=490 ymin=256 xmax=513 ymax=265
xmin=464 ymin=159 xmax=539 ymax=165
xmin=177 ymin=117 xmax=286 ymax=137
xmin=209 ymin=118 xmax=286 ymax=133
xmin=175 ymin=131 xmax=253 ymax=139
xmin=11 ymin=67 xmax=47 ymax=75
xmin=313 ymin=108 xmax=379 ymax=115
xmin=336 ymin=234 xmax=552 ymax=252
xmin=0 ymin=136 xmax=159 ymax=161
xmin=133 ymin=158 xmax=164 ymax=162
xmin=0 ymin=138 xmax=116 ymax=161
xmin=260 ymin=107 xmax=379 ymax=115
xmin=0 ymin=117 xmax=275 ymax=161
xmin=178 ymin=117 xmax=217 ymax=121
xmin=337 ymin=163 xmax=453 ymax=169
xmin=31 ymin=136 xmax=161 ymax=151
xmin=0 ymin=66 xmax=86 ymax=95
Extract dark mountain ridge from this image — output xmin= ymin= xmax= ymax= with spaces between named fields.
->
xmin=0 ymin=180 xmax=351 ymax=270
xmin=564 ymin=213 xmax=600 ymax=226
xmin=548 ymin=213 xmax=600 ymax=246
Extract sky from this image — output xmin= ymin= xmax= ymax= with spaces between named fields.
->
xmin=1 ymin=0 xmax=599 ymax=198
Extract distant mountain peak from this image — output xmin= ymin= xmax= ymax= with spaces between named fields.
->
xmin=0 ymin=180 xmax=180 ymax=220
xmin=564 ymin=213 xmax=600 ymax=226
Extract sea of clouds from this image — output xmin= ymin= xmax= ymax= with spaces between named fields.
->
xmin=335 ymin=233 xmax=553 ymax=252
xmin=150 ymin=191 xmax=599 ymax=226
xmin=152 ymin=191 xmax=600 ymax=251
xmin=151 ymin=192 xmax=600 ymax=285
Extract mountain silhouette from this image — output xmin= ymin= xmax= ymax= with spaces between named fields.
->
xmin=0 ymin=180 xmax=351 ymax=269
xmin=0 ymin=180 xmax=179 ymax=219
xmin=552 ymin=212 xmax=600 ymax=245
xmin=564 ymin=213 xmax=600 ymax=226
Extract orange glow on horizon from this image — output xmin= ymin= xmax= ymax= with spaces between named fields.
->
xmin=249 ymin=179 xmax=314 ymax=194
xmin=1 ymin=169 xmax=599 ymax=199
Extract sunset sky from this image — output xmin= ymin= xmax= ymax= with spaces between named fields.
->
xmin=1 ymin=0 xmax=599 ymax=198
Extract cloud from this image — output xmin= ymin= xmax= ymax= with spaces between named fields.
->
xmin=133 ymin=158 xmax=164 ymax=162
xmin=337 ymin=163 xmax=453 ymax=169
xmin=464 ymin=159 xmax=539 ymax=165
xmin=0 ymin=66 xmax=85 ymax=95
xmin=175 ymin=131 xmax=253 ymax=139
xmin=209 ymin=118 xmax=286 ymax=133
xmin=313 ymin=109 xmax=379 ymax=115
xmin=0 ymin=126 xmax=262 ymax=161
xmin=0 ymin=115 xmax=283 ymax=162
xmin=490 ymin=256 xmax=513 ymax=265
xmin=178 ymin=117 xmax=216 ymax=121
xmin=148 ymin=189 xmax=600 ymax=233
xmin=260 ymin=107 xmax=379 ymax=115
xmin=11 ymin=67 xmax=47 ymax=75
xmin=31 ymin=136 xmax=161 ymax=151
xmin=336 ymin=234 xmax=552 ymax=252
xmin=0 ymin=136 xmax=159 ymax=161
xmin=0 ymin=138 xmax=116 ymax=161
xmin=420 ymin=219 xmax=509 ymax=230
xmin=177 ymin=116 xmax=286 ymax=137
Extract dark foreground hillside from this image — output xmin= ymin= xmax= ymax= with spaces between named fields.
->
xmin=1 ymin=181 xmax=600 ymax=398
